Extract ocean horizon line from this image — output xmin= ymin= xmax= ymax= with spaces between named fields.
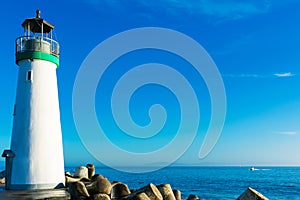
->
xmin=64 ymin=164 xmax=300 ymax=169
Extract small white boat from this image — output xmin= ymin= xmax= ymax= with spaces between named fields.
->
xmin=250 ymin=167 xmax=255 ymax=171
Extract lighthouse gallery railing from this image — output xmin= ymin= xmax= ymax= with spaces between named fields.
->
xmin=16 ymin=36 xmax=59 ymax=57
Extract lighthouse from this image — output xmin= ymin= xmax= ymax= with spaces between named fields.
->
xmin=4 ymin=10 xmax=65 ymax=190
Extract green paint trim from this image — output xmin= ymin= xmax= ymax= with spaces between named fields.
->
xmin=16 ymin=51 xmax=59 ymax=67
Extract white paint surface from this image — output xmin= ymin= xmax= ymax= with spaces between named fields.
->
xmin=10 ymin=59 xmax=65 ymax=189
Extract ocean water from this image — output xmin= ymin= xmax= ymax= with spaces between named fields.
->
xmin=1 ymin=166 xmax=299 ymax=199
xmin=67 ymin=166 xmax=299 ymax=200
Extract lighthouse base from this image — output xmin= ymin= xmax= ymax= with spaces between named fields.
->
xmin=8 ymin=183 xmax=64 ymax=190
xmin=0 ymin=186 xmax=70 ymax=199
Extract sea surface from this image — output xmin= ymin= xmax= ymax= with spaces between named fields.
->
xmin=66 ymin=166 xmax=300 ymax=200
xmin=1 ymin=166 xmax=299 ymax=199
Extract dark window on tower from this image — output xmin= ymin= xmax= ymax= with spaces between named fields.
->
xmin=27 ymin=71 xmax=33 ymax=82
xmin=13 ymin=104 xmax=16 ymax=116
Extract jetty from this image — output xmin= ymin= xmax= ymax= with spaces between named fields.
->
xmin=1 ymin=164 xmax=269 ymax=200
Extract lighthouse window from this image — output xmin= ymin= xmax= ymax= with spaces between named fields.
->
xmin=13 ymin=104 xmax=16 ymax=116
xmin=26 ymin=71 xmax=33 ymax=82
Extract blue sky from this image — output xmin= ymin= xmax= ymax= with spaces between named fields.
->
xmin=1 ymin=0 xmax=300 ymax=168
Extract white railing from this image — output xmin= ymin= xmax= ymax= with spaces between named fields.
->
xmin=16 ymin=36 xmax=59 ymax=57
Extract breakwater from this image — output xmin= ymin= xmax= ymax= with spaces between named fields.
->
xmin=1 ymin=164 xmax=270 ymax=199
xmin=65 ymin=164 xmax=269 ymax=200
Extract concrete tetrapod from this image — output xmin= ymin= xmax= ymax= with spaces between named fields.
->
xmin=123 ymin=183 xmax=162 ymax=200
xmin=90 ymin=193 xmax=111 ymax=200
xmin=172 ymin=190 xmax=181 ymax=200
xmin=186 ymin=194 xmax=199 ymax=200
xmin=127 ymin=192 xmax=151 ymax=200
xmin=157 ymin=184 xmax=176 ymax=200
xmin=237 ymin=187 xmax=269 ymax=200
xmin=69 ymin=181 xmax=90 ymax=199
xmin=111 ymin=182 xmax=131 ymax=199
xmin=86 ymin=164 xmax=96 ymax=179
xmin=86 ymin=174 xmax=112 ymax=195
xmin=74 ymin=166 xmax=89 ymax=179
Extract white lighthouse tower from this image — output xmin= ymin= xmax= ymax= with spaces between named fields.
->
xmin=7 ymin=10 xmax=65 ymax=190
